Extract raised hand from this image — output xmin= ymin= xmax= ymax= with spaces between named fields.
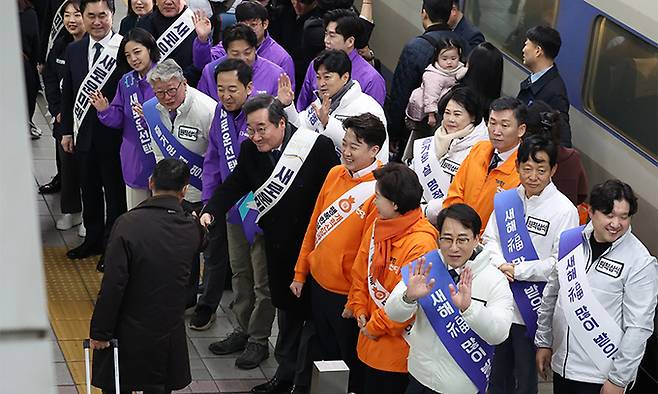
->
xmin=449 ymin=266 xmax=473 ymax=312
xmin=405 ymin=257 xmax=435 ymax=301
xmin=192 ymin=10 xmax=212 ymax=43
xmin=89 ymin=90 xmax=109 ymax=112
xmin=277 ymin=74 xmax=294 ymax=106
xmin=312 ymin=93 xmax=331 ymax=127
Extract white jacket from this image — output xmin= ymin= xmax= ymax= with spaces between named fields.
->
xmin=285 ymin=80 xmax=389 ymax=163
xmin=482 ymin=183 xmax=579 ymax=325
xmin=152 ymin=86 xmax=217 ymax=203
xmin=385 ymin=248 xmax=514 ymax=394
xmin=535 ymin=223 xmax=658 ymax=387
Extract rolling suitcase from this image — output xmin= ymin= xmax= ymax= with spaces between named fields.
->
xmin=83 ymin=338 xmax=120 ymax=394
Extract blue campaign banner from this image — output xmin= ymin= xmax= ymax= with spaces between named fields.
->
xmin=403 ymin=250 xmax=493 ymax=394
xmin=494 ymin=189 xmax=543 ymax=338
xmin=142 ymin=97 xmax=204 ymax=190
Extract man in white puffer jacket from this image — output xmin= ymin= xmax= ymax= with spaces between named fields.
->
xmin=276 ymin=49 xmax=389 ymax=163
xmin=385 ymin=203 xmax=513 ymax=394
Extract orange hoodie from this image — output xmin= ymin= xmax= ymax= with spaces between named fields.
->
xmin=294 ymin=163 xmax=380 ymax=294
xmin=348 ymin=215 xmax=438 ymax=373
xmin=443 ymin=140 xmax=520 ymax=231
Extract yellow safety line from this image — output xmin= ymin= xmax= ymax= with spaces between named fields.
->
xmin=44 ymin=247 xmax=103 ymax=394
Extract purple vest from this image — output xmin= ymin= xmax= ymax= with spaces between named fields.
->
xmin=296 ymin=49 xmax=386 ymax=111
xmin=197 ymin=55 xmax=283 ymax=101
xmin=193 ymin=33 xmax=295 ymax=89
xmin=97 ymin=70 xmax=156 ymax=189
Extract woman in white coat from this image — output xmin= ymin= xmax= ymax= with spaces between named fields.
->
xmin=385 ymin=203 xmax=514 ymax=394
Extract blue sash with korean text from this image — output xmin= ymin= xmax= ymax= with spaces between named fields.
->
xmin=494 ymin=189 xmax=543 ymax=338
xmin=216 ymin=107 xmax=261 ymax=243
xmin=123 ymin=72 xmax=156 ymax=185
xmin=402 ymin=250 xmax=493 ymax=394
xmin=142 ymin=97 xmax=203 ymax=190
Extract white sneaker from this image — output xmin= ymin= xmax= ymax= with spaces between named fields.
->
xmin=77 ymin=223 xmax=86 ymax=238
xmin=56 ymin=213 xmax=82 ymax=230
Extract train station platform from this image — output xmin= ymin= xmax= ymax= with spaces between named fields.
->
xmin=32 ymin=96 xmax=279 ymax=394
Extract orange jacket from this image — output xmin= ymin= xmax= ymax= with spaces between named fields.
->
xmin=443 ymin=141 xmax=520 ymax=231
xmin=294 ymin=164 xmax=380 ymax=294
xmin=348 ymin=217 xmax=438 ymax=373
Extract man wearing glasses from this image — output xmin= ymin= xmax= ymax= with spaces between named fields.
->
xmin=143 ymin=58 xmax=217 ymax=308
xmin=200 ymin=94 xmax=339 ymax=394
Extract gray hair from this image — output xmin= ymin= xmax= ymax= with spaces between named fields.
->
xmin=147 ymin=59 xmax=185 ymax=85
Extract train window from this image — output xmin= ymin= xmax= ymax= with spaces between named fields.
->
xmin=463 ymin=0 xmax=559 ymax=64
xmin=584 ymin=17 xmax=658 ymax=158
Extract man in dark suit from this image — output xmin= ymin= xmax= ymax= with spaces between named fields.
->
xmin=518 ymin=25 xmax=572 ymax=147
xmin=61 ymin=0 xmax=126 ymax=259
xmin=200 ymin=94 xmax=339 ymax=394
xmin=447 ymin=0 xmax=485 ymax=56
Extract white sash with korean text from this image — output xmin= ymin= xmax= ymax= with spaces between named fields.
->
xmin=73 ymin=33 xmax=123 ymax=138
xmin=253 ymin=128 xmax=318 ymax=222
xmin=413 ymin=137 xmax=447 ymax=202
xmin=156 ymin=8 xmax=195 ymax=61
xmin=46 ymin=1 xmax=66 ymax=59
xmin=557 ymin=226 xmax=623 ymax=374
xmin=314 ymin=180 xmax=376 ymax=247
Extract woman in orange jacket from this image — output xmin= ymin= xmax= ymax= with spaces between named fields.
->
xmin=348 ymin=163 xmax=439 ymax=394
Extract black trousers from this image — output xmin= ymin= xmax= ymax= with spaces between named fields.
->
xmin=76 ymin=147 xmax=126 ymax=248
xmin=310 ymin=278 xmax=363 ymax=392
xmin=362 ymin=365 xmax=409 ymax=394
xmin=274 ymin=308 xmax=310 ymax=384
xmin=197 ymin=218 xmax=229 ymax=312
xmin=406 ymin=375 xmax=440 ymax=394
xmin=55 ymin=136 xmax=82 ymax=214
xmin=489 ymin=323 xmax=538 ymax=394
xmin=553 ymin=372 xmax=603 ymax=394
xmin=181 ymin=200 xmax=204 ymax=308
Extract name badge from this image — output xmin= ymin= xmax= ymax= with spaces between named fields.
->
xmin=56 ymin=58 xmax=65 ymax=65
xmin=441 ymin=158 xmax=460 ymax=176
xmin=526 ymin=216 xmax=550 ymax=236
xmin=178 ymin=125 xmax=199 ymax=141
xmin=595 ymin=258 xmax=624 ymax=278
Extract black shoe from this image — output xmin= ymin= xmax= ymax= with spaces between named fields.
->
xmin=236 ymin=342 xmax=269 ymax=370
xmin=208 ymin=331 xmax=248 ymax=355
xmin=39 ymin=176 xmax=61 ymax=194
xmin=66 ymin=243 xmax=103 ymax=259
xmin=251 ymin=377 xmax=293 ymax=394
xmin=189 ymin=305 xmax=216 ymax=331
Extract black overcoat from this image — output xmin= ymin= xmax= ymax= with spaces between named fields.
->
xmin=204 ymin=127 xmax=339 ymax=315
xmin=90 ymin=196 xmax=204 ymax=391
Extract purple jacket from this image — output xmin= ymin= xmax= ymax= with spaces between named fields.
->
xmin=202 ymin=103 xmax=248 ymax=222
xmin=98 ymin=70 xmax=156 ymax=189
xmin=296 ymin=49 xmax=386 ymax=111
xmin=193 ymin=32 xmax=295 ymax=88
xmin=197 ymin=55 xmax=283 ymax=101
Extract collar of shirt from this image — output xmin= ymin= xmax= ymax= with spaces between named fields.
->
xmin=88 ymin=32 xmax=114 ymax=66
xmin=530 ymin=64 xmax=553 ymax=84
xmin=451 ymin=14 xmax=464 ymax=30
xmin=495 ymin=143 xmax=519 ymax=164
xmin=350 ymin=160 xmax=378 ymax=179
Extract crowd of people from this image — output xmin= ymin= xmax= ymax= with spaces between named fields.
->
xmin=20 ymin=0 xmax=657 ymax=393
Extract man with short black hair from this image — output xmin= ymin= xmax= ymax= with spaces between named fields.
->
xmin=191 ymin=0 xmax=294 ymax=81
xmin=200 ymin=94 xmax=339 ymax=393
xmin=197 ymin=24 xmax=285 ymax=101
xmin=518 ymin=25 xmax=572 ymax=147
xmin=482 ymin=135 xmax=578 ymax=394
xmin=447 ymin=0 xmax=484 ymax=56
xmin=444 ymin=97 xmax=527 ymax=230
xmin=296 ymin=8 xmax=385 ymax=111
xmin=388 ymin=0 xmax=465 ymax=156
xmin=89 ymin=158 xmax=205 ymax=394
xmin=535 ymin=180 xmax=657 ymax=394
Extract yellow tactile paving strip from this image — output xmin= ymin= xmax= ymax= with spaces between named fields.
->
xmin=44 ymin=247 xmax=104 ymax=394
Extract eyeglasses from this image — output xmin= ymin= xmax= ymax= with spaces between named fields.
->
xmin=246 ymin=124 xmax=272 ymax=137
xmin=438 ymin=236 xmax=472 ymax=247
xmin=154 ymin=81 xmax=183 ymax=98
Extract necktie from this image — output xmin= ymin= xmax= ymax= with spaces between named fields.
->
xmin=488 ymin=152 xmax=502 ymax=174
xmin=271 ymin=149 xmax=281 ymax=163
xmin=92 ymin=42 xmax=103 ymax=65
xmin=448 ymin=269 xmax=460 ymax=285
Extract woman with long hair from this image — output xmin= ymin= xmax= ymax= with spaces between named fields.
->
xmin=90 ymin=28 xmax=161 ymax=209
xmin=18 ymin=0 xmax=41 ymax=139
xmin=41 ymin=0 xmax=85 ymax=233
xmin=119 ymin=0 xmax=154 ymax=35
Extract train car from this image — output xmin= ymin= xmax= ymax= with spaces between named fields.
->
xmin=368 ymin=0 xmax=657 ymax=390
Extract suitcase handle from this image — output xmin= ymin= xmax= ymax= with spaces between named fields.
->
xmin=83 ymin=339 xmax=120 ymax=394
